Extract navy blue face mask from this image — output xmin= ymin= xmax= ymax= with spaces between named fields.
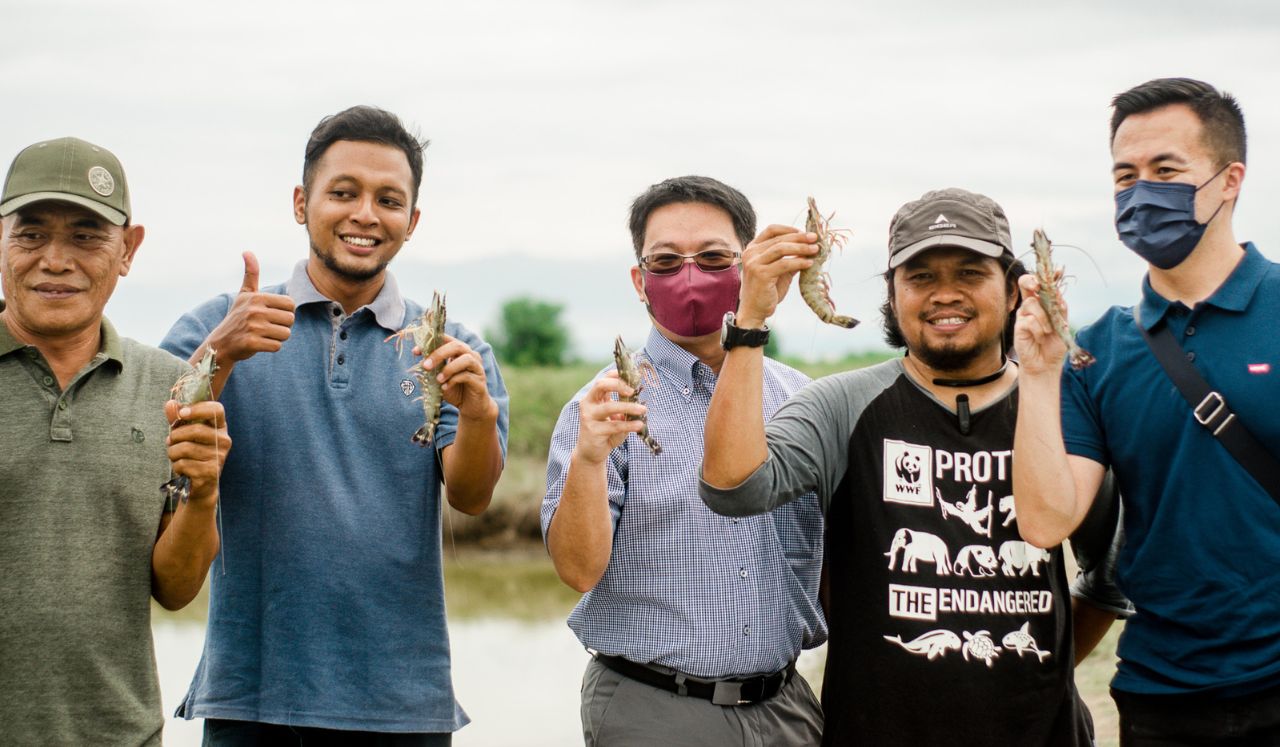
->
xmin=1114 ymin=165 xmax=1228 ymax=270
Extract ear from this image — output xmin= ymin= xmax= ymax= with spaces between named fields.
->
xmin=118 ymin=224 xmax=145 ymax=277
xmin=404 ymin=206 xmax=421 ymax=241
xmin=1222 ymin=161 xmax=1246 ymax=203
xmin=630 ymin=265 xmax=647 ymax=304
xmin=293 ymin=185 xmax=307 ymax=225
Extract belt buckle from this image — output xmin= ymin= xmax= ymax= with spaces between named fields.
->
xmin=712 ymin=680 xmax=748 ymax=706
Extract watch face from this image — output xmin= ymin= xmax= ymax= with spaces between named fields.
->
xmin=720 ymin=311 xmax=734 ymax=349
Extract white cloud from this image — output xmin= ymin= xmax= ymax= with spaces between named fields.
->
xmin=4 ymin=0 xmax=1278 ymax=357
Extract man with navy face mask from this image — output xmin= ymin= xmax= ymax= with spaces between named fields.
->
xmin=1014 ymin=78 xmax=1280 ymax=744
xmin=541 ymin=176 xmax=825 ymax=746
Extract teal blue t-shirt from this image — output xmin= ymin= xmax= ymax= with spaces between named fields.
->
xmin=1060 ymin=243 xmax=1280 ymax=697
xmin=161 ymin=263 xmax=509 ymax=731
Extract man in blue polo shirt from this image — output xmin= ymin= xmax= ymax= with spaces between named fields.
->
xmin=1013 ymin=78 xmax=1280 ymax=744
xmin=161 ymin=106 xmax=508 ymax=745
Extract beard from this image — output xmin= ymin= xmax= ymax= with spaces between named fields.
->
xmin=910 ymin=335 xmax=993 ymax=372
xmin=311 ymin=239 xmax=389 ymax=282
xmin=899 ymin=305 xmax=1007 ymax=373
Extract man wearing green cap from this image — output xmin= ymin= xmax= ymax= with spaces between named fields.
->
xmin=0 ymin=137 xmax=231 ymax=745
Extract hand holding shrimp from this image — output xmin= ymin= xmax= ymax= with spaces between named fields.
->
xmin=1015 ymin=273 xmax=1072 ymax=377
xmin=420 ymin=335 xmax=499 ymax=424
xmin=163 ymin=399 xmax=231 ymax=506
xmin=574 ymin=372 xmax=648 ymax=464
xmin=737 ymin=224 xmax=819 ymax=327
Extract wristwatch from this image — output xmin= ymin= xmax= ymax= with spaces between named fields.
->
xmin=720 ymin=312 xmax=770 ymax=350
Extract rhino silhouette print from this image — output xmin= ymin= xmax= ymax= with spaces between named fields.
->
xmin=998 ymin=540 xmax=1050 ymax=577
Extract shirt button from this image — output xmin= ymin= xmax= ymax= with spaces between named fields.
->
xmin=1185 ymin=326 xmax=1196 ymax=336
xmin=26 ymin=348 xmax=38 ymax=359
xmin=739 ymin=568 xmax=748 ymax=578
xmin=1186 ymin=351 xmax=1196 ymax=362
xmin=340 ymin=331 xmax=348 ymax=340
xmin=337 ymin=354 xmax=346 ymax=365
xmin=732 ymin=518 xmax=740 ymax=524
xmin=742 ymin=625 xmax=751 ymax=636
xmin=332 ymin=306 xmax=341 ymax=317
xmin=57 ymin=400 xmax=67 ymax=411
xmin=42 ymin=375 xmax=54 ymax=386
xmin=681 ymin=387 xmax=690 ymax=396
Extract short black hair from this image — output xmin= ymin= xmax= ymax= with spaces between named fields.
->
xmin=1110 ymin=78 xmax=1246 ymax=167
xmin=628 ymin=176 xmax=756 ymax=260
xmin=880 ymin=253 xmax=1027 ymax=350
xmin=302 ymin=105 xmax=429 ymax=206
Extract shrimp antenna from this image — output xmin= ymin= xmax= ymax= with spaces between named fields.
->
xmin=1049 ymin=243 xmax=1107 ymax=286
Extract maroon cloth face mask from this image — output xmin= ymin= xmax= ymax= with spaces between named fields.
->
xmin=643 ymin=264 xmax=741 ymax=337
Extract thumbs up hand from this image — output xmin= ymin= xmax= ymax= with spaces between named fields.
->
xmin=207 ymin=251 xmax=296 ymax=367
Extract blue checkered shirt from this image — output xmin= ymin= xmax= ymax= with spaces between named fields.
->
xmin=541 ymin=328 xmax=826 ymax=679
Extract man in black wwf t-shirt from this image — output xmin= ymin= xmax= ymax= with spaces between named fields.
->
xmin=701 ymin=188 xmax=1115 ymax=746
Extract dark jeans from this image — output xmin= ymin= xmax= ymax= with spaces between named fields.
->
xmin=203 ymin=719 xmax=452 ymax=747
xmin=1113 ymin=684 xmax=1280 ymax=746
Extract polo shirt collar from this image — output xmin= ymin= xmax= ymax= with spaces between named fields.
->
xmin=99 ymin=317 xmax=124 ymax=364
xmin=643 ymin=326 xmax=702 ymax=392
xmin=0 ymin=302 xmax=123 ymax=366
xmin=1136 ymin=242 xmax=1267 ymax=330
xmin=283 ymin=259 xmax=406 ymax=331
xmin=0 ymin=305 xmax=22 ymax=358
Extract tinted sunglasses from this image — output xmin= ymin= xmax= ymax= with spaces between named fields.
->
xmin=639 ymin=249 xmax=741 ymax=275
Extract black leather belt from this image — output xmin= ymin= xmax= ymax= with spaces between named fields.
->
xmin=595 ymin=653 xmax=795 ymax=706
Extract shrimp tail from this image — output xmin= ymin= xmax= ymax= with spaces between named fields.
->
xmin=161 ymin=475 xmax=193 ymax=505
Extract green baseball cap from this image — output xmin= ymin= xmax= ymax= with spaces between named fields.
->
xmin=0 ymin=137 xmax=130 ymax=225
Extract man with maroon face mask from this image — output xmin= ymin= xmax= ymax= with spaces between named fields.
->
xmin=541 ymin=176 xmax=826 ymax=746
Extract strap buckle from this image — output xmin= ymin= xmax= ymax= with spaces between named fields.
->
xmin=1193 ymin=391 xmax=1235 ymax=435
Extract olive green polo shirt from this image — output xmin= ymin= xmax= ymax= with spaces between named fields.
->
xmin=0 ymin=306 xmax=189 ymax=746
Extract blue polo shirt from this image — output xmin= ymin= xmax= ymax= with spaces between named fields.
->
xmin=160 ymin=261 xmax=509 ymax=732
xmin=1061 ymin=242 xmax=1280 ymax=697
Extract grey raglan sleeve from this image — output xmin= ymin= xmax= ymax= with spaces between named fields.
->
xmin=702 ymin=369 xmax=884 ymax=518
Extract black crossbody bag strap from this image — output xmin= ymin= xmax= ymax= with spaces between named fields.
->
xmin=1135 ymin=308 xmax=1280 ymax=505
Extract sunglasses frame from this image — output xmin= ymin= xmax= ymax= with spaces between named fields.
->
xmin=638 ymin=249 xmax=742 ymax=276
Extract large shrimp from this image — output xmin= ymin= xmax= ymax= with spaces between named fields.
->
xmin=613 ymin=335 xmax=661 ymax=455
xmin=800 ymin=196 xmax=859 ymax=329
xmin=389 ymin=291 xmax=447 ymax=446
xmin=161 ymin=347 xmax=218 ymax=505
xmin=1031 ymin=229 xmax=1095 ymax=369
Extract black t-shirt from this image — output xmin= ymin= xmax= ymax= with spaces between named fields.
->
xmin=702 ymin=360 xmax=1092 ymax=746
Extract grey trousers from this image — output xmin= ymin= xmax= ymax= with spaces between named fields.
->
xmin=580 ymin=657 xmax=823 ymax=747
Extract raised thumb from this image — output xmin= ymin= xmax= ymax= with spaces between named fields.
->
xmin=239 ymin=251 xmax=259 ymax=293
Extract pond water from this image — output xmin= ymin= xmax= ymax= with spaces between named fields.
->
xmin=152 ymin=552 xmax=828 ymax=746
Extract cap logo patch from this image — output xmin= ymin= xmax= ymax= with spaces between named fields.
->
xmin=928 ymin=213 xmax=956 ymax=231
xmin=87 ymin=166 xmax=114 ymax=197
xmin=1247 ymin=363 xmax=1271 ymax=374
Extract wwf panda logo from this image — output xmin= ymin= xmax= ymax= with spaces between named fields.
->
xmin=895 ymin=452 xmax=922 ymax=484
xmin=400 ymin=378 xmax=416 ymax=397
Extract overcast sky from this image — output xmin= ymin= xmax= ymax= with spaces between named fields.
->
xmin=4 ymin=0 xmax=1278 ymax=359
